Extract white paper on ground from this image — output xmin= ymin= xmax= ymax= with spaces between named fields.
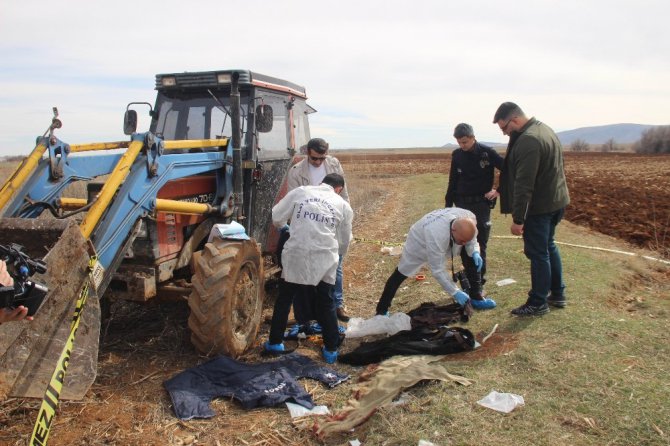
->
xmin=345 ymin=313 xmax=412 ymax=338
xmin=285 ymin=402 xmax=330 ymax=418
xmin=349 ymin=440 xmax=361 ymax=446
xmin=418 ymin=441 xmax=437 ymax=446
xmin=496 ymin=278 xmax=517 ymax=287
xmin=380 ymin=245 xmax=403 ymax=256
xmin=476 ymin=390 xmax=525 ymax=413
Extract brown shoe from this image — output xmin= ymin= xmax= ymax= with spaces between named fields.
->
xmin=336 ymin=307 xmax=350 ymax=322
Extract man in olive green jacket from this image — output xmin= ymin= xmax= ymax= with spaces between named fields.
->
xmin=493 ymin=102 xmax=570 ymax=316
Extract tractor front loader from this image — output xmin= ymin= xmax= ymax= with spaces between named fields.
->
xmin=0 ymin=70 xmax=314 ymax=399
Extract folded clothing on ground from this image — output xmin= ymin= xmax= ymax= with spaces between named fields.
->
xmin=164 ymin=352 xmax=349 ymax=420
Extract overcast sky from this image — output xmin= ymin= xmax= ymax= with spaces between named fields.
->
xmin=1 ymin=0 xmax=668 ymax=155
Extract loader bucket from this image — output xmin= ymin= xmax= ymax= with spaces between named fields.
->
xmin=0 ymin=218 xmax=98 ymax=400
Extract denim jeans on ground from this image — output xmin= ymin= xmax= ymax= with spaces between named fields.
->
xmin=522 ymin=208 xmax=566 ymax=306
xmin=330 ymin=255 xmax=344 ymax=308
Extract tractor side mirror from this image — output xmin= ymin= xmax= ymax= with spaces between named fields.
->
xmin=123 ymin=109 xmax=138 ymax=135
xmin=255 ymin=104 xmax=273 ymax=133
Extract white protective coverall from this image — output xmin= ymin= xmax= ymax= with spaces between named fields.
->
xmin=398 ymin=207 xmax=480 ymax=296
xmin=272 ymin=184 xmax=353 ymax=286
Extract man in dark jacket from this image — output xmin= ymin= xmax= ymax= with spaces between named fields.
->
xmin=445 ymin=123 xmax=503 ymax=309
xmin=493 ymin=102 xmax=570 ymax=316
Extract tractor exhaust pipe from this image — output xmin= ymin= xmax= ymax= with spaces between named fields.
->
xmin=230 ymin=72 xmax=243 ymax=221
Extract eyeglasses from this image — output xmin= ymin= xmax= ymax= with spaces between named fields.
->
xmin=500 ymin=118 xmax=513 ymax=133
xmin=309 ymin=155 xmax=327 ymax=161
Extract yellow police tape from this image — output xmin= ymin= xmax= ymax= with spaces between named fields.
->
xmin=353 ymin=237 xmax=404 ymax=247
xmin=29 ymin=257 xmax=97 ymax=446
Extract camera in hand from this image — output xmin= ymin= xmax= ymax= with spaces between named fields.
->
xmin=453 ymin=270 xmax=471 ymax=295
xmin=0 ymin=243 xmax=48 ymax=317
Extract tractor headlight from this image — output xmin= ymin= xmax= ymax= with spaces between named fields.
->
xmin=216 ymin=73 xmax=231 ymax=84
xmin=161 ymin=76 xmax=177 ymax=87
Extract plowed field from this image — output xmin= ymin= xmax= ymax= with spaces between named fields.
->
xmin=562 ymin=153 xmax=670 ymax=258
xmin=338 ymin=150 xmax=670 ymax=258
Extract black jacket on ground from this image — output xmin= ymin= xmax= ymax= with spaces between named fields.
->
xmin=338 ymin=326 xmax=476 ymax=366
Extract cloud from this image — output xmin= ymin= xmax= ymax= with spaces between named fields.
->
xmin=0 ymin=0 xmax=668 ymax=155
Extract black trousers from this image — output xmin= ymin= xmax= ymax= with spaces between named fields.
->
xmin=268 ymin=280 xmax=339 ymax=351
xmin=456 ymin=200 xmax=491 ymax=288
xmin=375 ymin=268 xmax=408 ymax=315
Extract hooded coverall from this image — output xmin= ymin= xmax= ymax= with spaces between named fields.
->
xmin=269 ymin=184 xmax=353 ymax=351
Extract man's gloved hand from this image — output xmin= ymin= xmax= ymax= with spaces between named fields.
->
xmin=279 ymin=224 xmax=290 ymax=234
xmin=453 ymin=290 xmax=470 ymax=307
xmin=472 ymin=252 xmax=483 ymax=272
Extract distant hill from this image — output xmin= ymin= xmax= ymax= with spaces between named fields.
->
xmin=556 ymin=123 xmax=655 ymax=145
xmin=439 ymin=124 xmax=658 ymax=149
xmin=441 ymin=141 xmax=506 ymax=150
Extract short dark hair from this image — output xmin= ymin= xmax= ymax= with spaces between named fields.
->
xmin=307 ymin=137 xmax=329 ymax=154
xmin=453 ymin=123 xmax=474 ymax=139
xmin=322 ymin=173 xmax=345 ymax=189
xmin=493 ymin=102 xmax=525 ymax=123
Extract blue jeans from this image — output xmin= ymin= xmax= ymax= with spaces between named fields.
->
xmin=523 ymin=208 xmax=566 ymax=306
xmin=330 ymin=255 xmax=344 ymax=308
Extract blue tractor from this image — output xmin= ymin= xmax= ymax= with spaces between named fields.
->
xmin=0 ymin=70 xmax=315 ymax=399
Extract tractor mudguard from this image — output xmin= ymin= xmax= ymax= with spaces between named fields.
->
xmin=0 ymin=218 xmax=98 ymax=399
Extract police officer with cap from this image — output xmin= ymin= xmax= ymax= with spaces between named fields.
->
xmin=445 ymin=123 xmax=503 ymax=309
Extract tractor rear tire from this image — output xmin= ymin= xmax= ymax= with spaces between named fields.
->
xmin=188 ymin=239 xmax=264 ymax=357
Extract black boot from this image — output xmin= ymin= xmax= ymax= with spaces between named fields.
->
xmin=468 ymin=272 xmax=485 ymax=301
xmin=469 ymin=271 xmax=497 ymax=310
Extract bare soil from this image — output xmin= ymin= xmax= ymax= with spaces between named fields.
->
xmin=562 ymin=152 xmax=670 ymax=258
xmin=1 ymin=151 xmax=668 ymax=446
xmin=340 ymin=151 xmax=670 ymax=258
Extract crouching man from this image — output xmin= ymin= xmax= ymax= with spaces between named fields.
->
xmin=265 ymin=173 xmax=353 ymax=363
xmin=375 ymin=207 xmax=495 ymax=315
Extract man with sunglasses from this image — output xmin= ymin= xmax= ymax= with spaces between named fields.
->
xmin=493 ymin=102 xmax=570 ymax=316
xmin=444 ymin=123 xmax=503 ymax=310
xmin=287 ymin=138 xmax=351 ymax=322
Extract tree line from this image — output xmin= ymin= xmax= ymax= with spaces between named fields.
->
xmin=569 ymin=125 xmax=670 ymax=153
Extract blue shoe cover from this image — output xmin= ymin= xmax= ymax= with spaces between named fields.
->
xmin=264 ymin=341 xmax=285 ymax=353
xmin=306 ymin=322 xmax=323 ymax=335
xmin=322 ymin=348 xmax=338 ymax=364
xmin=284 ymin=324 xmax=302 ymax=340
xmin=338 ymin=325 xmax=346 ymax=334
xmin=471 ymin=298 xmax=497 ymax=310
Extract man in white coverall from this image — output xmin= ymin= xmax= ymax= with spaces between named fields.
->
xmin=375 ymin=207 xmax=493 ymax=315
xmin=287 ymin=137 xmax=351 ymax=322
xmin=265 ymin=173 xmax=353 ymax=364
